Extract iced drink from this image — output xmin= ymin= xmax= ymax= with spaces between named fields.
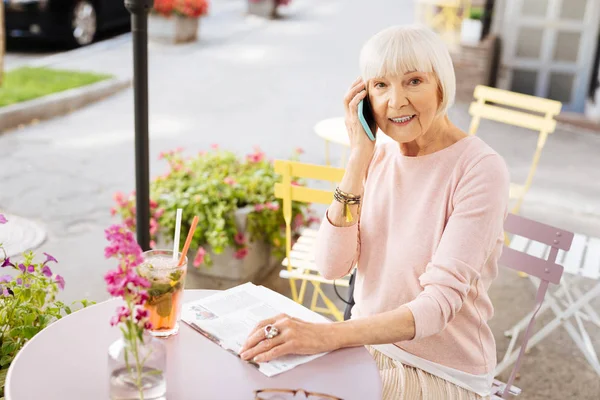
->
xmin=140 ymin=250 xmax=187 ymax=337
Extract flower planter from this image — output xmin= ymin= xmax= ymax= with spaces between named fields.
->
xmin=248 ymin=0 xmax=279 ymax=19
xmin=460 ymin=18 xmax=482 ymax=46
xmin=158 ymin=207 xmax=280 ymax=290
xmin=113 ymin=147 xmax=312 ymax=292
xmin=148 ymin=14 xmax=200 ymax=44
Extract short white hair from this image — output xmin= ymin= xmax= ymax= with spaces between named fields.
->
xmin=359 ymin=24 xmax=456 ymax=116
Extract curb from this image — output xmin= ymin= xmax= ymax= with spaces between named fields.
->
xmin=0 ymin=77 xmax=132 ymax=133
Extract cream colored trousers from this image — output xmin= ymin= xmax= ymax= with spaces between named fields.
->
xmin=368 ymin=347 xmax=489 ymax=400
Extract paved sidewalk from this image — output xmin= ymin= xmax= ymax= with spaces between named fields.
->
xmin=1 ymin=0 xmax=599 ymax=398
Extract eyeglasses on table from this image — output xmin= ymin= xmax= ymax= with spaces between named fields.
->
xmin=254 ymin=388 xmax=343 ymax=400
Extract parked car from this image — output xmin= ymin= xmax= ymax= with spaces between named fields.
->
xmin=4 ymin=0 xmax=130 ymax=47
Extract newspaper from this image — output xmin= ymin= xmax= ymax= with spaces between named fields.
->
xmin=181 ymin=282 xmax=332 ymax=377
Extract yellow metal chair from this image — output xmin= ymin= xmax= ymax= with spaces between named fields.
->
xmin=468 ymin=85 xmax=563 ymax=215
xmin=274 ymin=160 xmax=350 ymax=321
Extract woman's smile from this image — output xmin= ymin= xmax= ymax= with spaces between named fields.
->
xmin=389 ymin=115 xmax=416 ymax=126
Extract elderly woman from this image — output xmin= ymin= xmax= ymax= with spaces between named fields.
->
xmin=240 ymin=24 xmax=509 ymax=399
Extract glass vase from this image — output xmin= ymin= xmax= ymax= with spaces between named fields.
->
xmin=108 ymin=334 xmax=167 ymax=400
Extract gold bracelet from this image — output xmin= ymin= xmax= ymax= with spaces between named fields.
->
xmin=335 ymin=187 xmax=361 ymax=200
xmin=334 ymin=188 xmax=361 ymax=223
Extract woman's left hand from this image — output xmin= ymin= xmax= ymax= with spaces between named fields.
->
xmin=239 ymin=314 xmax=337 ymax=363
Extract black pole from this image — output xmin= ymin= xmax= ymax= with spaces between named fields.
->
xmin=125 ymin=0 xmax=153 ymax=250
xmin=481 ymin=0 xmax=494 ymax=40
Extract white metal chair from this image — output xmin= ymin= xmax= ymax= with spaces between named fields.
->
xmin=492 ymin=213 xmax=571 ymax=398
xmin=499 ymin=229 xmax=600 ymax=377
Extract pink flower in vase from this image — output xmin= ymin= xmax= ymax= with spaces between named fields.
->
xmin=135 ymin=308 xmax=149 ymax=321
xmin=135 ymin=291 xmax=149 ymax=306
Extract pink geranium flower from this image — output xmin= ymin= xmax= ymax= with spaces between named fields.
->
xmin=194 ymin=247 xmax=206 ymax=267
xmin=234 ymin=233 xmax=246 ymax=245
xmin=246 ymin=146 xmax=266 ymax=163
xmin=266 ymin=202 xmax=280 ymax=211
xmin=234 ymin=248 xmax=249 ymax=260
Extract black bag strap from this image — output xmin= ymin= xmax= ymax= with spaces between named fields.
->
xmin=343 ymin=268 xmax=357 ymax=321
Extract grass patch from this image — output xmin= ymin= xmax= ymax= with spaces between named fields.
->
xmin=0 ymin=67 xmax=113 ymax=108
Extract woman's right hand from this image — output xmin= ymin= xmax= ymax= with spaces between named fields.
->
xmin=344 ymin=77 xmax=376 ymax=166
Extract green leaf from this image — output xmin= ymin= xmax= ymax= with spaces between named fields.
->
xmin=155 ymin=293 xmax=173 ymax=318
xmin=1 ymin=342 xmax=17 ymax=355
xmin=22 ymin=326 xmax=39 ymax=340
xmin=34 ymin=290 xmax=46 ymax=308
xmin=0 ymin=357 xmax=12 ymax=368
xmin=8 ymin=328 xmax=21 ymax=339
xmin=22 ymin=313 xmax=36 ymax=326
xmin=22 ymin=288 xmax=32 ymax=301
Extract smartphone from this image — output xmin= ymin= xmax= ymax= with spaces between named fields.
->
xmin=358 ymin=95 xmax=376 ymax=141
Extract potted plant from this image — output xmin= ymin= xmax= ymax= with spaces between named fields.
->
xmin=112 ymin=146 xmax=318 ymax=289
xmin=248 ymin=0 xmax=291 ymax=19
xmin=0 ymin=214 xmax=92 ymax=398
xmin=149 ymin=0 xmax=210 ymax=44
xmin=460 ymin=6 xmax=484 ymax=46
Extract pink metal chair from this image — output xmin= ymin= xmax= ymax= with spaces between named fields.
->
xmin=492 ymin=214 xmax=573 ymax=398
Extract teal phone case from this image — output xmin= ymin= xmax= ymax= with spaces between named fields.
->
xmin=358 ymin=99 xmax=376 ymax=141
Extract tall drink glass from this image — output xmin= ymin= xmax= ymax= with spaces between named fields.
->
xmin=140 ymin=250 xmax=187 ymax=337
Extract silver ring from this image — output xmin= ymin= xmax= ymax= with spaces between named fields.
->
xmin=264 ymin=324 xmax=279 ymax=340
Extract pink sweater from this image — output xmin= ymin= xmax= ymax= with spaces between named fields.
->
xmin=315 ymin=136 xmax=509 ymax=375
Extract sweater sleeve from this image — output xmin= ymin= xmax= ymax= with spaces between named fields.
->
xmin=405 ymin=154 xmax=510 ymax=341
xmin=313 ymin=210 xmax=360 ymax=280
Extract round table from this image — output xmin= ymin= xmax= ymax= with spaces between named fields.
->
xmin=5 ymin=290 xmax=382 ymax=400
xmin=314 ymin=117 xmax=350 ymax=167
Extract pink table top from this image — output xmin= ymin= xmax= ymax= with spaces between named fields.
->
xmin=5 ymin=290 xmax=382 ymax=400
